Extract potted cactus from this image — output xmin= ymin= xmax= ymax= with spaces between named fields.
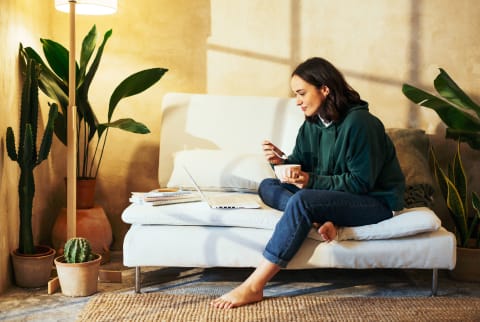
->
xmin=54 ymin=237 xmax=102 ymax=296
xmin=7 ymin=57 xmax=58 ymax=287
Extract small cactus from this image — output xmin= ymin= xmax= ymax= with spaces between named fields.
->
xmin=64 ymin=238 xmax=95 ymax=263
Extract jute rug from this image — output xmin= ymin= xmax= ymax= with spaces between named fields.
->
xmin=77 ymin=293 xmax=480 ymax=322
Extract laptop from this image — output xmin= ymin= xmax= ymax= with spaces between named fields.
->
xmin=183 ymin=166 xmax=260 ymax=209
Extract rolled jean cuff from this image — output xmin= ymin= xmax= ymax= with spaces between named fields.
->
xmin=262 ymin=249 xmax=288 ymax=268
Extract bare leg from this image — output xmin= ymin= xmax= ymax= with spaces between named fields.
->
xmin=317 ymin=221 xmax=337 ymax=242
xmin=211 ymin=259 xmax=281 ymax=309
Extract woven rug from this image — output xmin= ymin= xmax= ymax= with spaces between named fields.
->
xmin=77 ymin=293 xmax=480 ymax=322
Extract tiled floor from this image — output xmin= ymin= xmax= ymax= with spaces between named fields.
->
xmin=1 ymin=252 xmax=479 ymax=321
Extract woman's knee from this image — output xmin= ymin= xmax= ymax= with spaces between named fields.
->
xmin=258 ymin=178 xmax=279 ymax=197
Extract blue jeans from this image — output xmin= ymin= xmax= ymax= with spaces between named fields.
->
xmin=258 ymin=178 xmax=392 ymax=268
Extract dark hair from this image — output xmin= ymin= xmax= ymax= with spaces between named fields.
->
xmin=292 ymin=57 xmax=361 ymax=122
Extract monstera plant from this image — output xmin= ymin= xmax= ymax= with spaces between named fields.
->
xmin=20 ymin=25 xmax=168 ymax=180
xmin=402 ymin=68 xmax=480 ymax=249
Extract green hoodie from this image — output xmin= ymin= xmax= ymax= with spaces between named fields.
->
xmin=286 ymin=101 xmax=405 ymax=211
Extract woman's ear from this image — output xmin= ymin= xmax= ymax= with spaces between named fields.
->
xmin=321 ymin=85 xmax=330 ymax=97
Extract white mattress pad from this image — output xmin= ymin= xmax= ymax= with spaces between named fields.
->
xmin=122 ymin=193 xmax=443 ymax=241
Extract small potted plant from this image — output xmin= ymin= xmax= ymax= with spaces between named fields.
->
xmin=7 ymin=56 xmax=58 ymax=288
xmin=54 ymin=237 xmax=102 ymax=296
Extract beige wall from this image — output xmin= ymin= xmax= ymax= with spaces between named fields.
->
xmin=1 ymin=0 xmax=479 ymax=293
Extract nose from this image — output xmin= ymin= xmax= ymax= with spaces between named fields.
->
xmin=296 ymin=96 xmax=302 ymax=106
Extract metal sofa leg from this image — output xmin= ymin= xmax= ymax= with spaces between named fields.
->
xmin=431 ymin=268 xmax=438 ymax=296
xmin=135 ymin=266 xmax=141 ymax=293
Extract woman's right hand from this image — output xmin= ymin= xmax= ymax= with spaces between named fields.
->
xmin=262 ymin=140 xmax=286 ymax=165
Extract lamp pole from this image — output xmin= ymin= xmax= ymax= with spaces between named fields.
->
xmin=55 ymin=0 xmax=117 ymax=239
xmin=67 ymin=0 xmax=77 ymax=239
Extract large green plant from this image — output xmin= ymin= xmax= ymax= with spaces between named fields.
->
xmin=6 ymin=58 xmax=58 ymax=255
xmin=402 ymin=69 xmax=480 ymax=248
xmin=429 ymin=145 xmax=480 ymax=248
xmin=20 ymin=25 xmax=168 ymax=178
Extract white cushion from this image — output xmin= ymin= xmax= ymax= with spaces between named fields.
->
xmin=308 ymin=207 xmax=441 ymax=241
xmin=166 ymin=150 xmax=275 ymax=192
xmin=123 ymin=197 xmax=441 ymax=240
xmin=123 ymin=224 xmax=456 ymax=269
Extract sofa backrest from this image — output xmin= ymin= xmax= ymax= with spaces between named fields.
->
xmin=158 ymin=92 xmax=303 ymax=188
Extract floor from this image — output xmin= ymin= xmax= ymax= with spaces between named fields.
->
xmin=1 ymin=251 xmax=479 ymax=321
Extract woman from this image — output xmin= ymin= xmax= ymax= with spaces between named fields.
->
xmin=211 ymin=57 xmax=405 ymax=309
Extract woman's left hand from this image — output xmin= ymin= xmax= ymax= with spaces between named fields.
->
xmin=283 ymin=170 xmax=309 ymax=189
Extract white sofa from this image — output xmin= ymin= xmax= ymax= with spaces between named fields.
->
xmin=122 ymin=92 xmax=456 ymax=294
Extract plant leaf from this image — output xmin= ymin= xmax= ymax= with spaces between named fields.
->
xmin=434 ymin=68 xmax=480 ymax=118
xmin=41 ymin=39 xmax=76 ymax=84
xmin=429 ymin=146 xmax=448 ymax=200
xmin=97 ymin=118 xmax=150 ymax=138
xmin=445 ymin=177 xmax=468 ymax=247
xmin=446 ymin=128 xmax=480 ymax=150
xmin=108 ymin=68 xmax=168 ymax=121
xmin=472 ymin=192 xmax=480 ymax=247
xmin=81 ymin=29 xmax=112 ymax=95
xmin=402 ymin=84 xmax=480 ymax=131
xmin=53 ymin=108 xmax=67 ymax=146
xmin=78 ymin=25 xmax=98 ymax=85
xmin=452 ymin=142 xmax=467 ymax=208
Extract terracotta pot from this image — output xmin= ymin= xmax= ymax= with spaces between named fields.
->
xmin=68 ymin=178 xmax=96 ymax=209
xmin=54 ymin=254 xmax=102 ymax=297
xmin=449 ymin=246 xmax=480 ymax=282
xmin=11 ymin=245 xmax=55 ymax=288
xmin=52 ymin=206 xmax=112 ymax=263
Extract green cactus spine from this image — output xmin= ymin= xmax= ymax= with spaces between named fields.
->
xmin=6 ymin=57 xmax=58 ymax=255
xmin=64 ymin=238 xmax=95 ymax=263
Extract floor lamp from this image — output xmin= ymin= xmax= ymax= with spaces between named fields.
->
xmin=54 ymin=0 xmax=117 ymax=239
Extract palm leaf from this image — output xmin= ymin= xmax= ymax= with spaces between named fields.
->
xmin=41 ymin=39 xmax=77 ymax=84
xmin=97 ymin=118 xmax=150 ymax=138
xmin=108 ymin=68 xmax=168 ymax=121
xmin=78 ymin=25 xmax=98 ymax=85
xmin=434 ymin=68 xmax=480 ymax=117
xmin=402 ymin=84 xmax=480 ymax=131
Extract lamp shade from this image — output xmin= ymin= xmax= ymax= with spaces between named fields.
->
xmin=55 ymin=0 xmax=117 ymax=15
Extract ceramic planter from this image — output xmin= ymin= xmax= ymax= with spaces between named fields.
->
xmin=51 ymin=206 xmax=112 ymax=263
xmin=11 ymin=245 xmax=55 ymax=288
xmin=449 ymin=246 xmax=480 ymax=282
xmin=54 ymin=254 xmax=102 ymax=297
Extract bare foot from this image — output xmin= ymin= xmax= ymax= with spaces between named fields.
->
xmin=317 ymin=221 xmax=337 ymax=242
xmin=211 ymin=282 xmax=263 ymax=309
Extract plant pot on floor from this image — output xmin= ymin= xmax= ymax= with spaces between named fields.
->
xmin=51 ymin=206 xmax=112 ymax=263
xmin=54 ymin=254 xmax=102 ymax=297
xmin=11 ymin=245 xmax=55 ymax=288
xmin=449 ymin=246 xmax=480 ymax=282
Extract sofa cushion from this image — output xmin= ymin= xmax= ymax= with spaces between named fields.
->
xmin=386 ymin=128 xmax=435 ymax=208
xmin=122 ymin=199 xmax=441 ymax=241
xmin=308 ymin=207 xmax=441 ymax=241
xmin=166 ymin=150 xmax=275 ymax=192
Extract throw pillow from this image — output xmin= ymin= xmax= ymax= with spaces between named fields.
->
xmin=386 ymin=128 xmax=435 ymax=208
